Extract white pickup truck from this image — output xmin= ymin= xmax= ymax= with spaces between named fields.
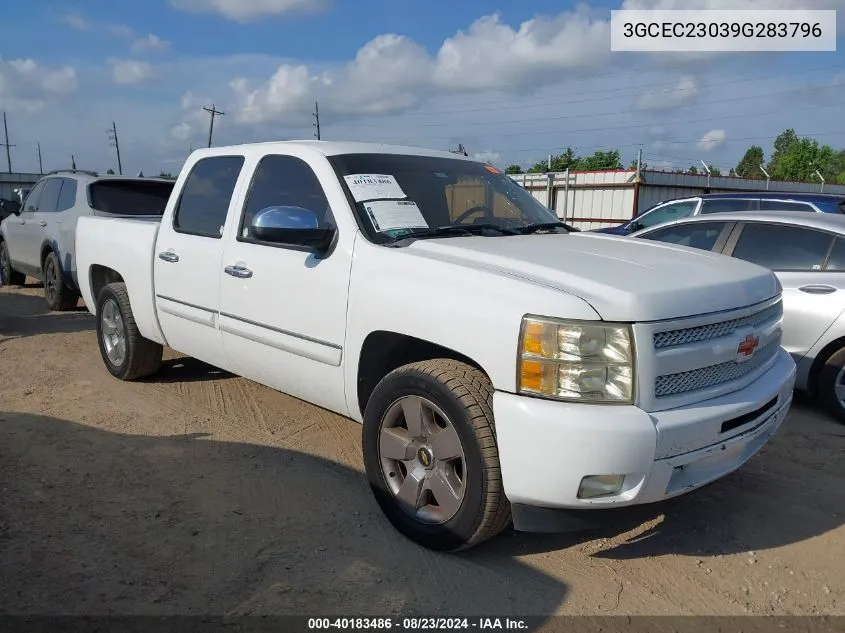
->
xmin=75 ymin=141 xmax=797 ymax=552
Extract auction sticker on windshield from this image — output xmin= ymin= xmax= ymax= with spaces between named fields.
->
xmin=344 ymin=174 xmax=406 ymax=203
xmin=364 ymin=200 xmax=428 ymax=232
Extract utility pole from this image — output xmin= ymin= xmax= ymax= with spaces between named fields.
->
xmin=202 ymin=104 xmax=224 ymax=148
xmin=36 ymin=142 xmax=43 ymax=174
xmin=1 ymin=112 xmax=14 ymax=173
xmin=313 ymin=101 xmax=321 ymax=140
xmin=107 ymin=121 xmax=123 ymax=175
xmin=71 ymin=155 xmax=76 ymax=170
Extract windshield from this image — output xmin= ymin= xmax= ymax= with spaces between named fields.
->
xmin=89 ymin=180 xmax=175 ymax=216
xmin=328 ymin=153 xmax=560 ymax=242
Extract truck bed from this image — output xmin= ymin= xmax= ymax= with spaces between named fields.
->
xmin=75 ymin=215 xmax=167 ymax=345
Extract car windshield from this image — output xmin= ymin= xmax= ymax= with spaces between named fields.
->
xmin=89 ymin=180 xmax=175 ymax=216
xmin=328 ymin=153 xmax=562 ymax=243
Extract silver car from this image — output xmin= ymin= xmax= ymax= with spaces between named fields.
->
xmin=0 ymin=170 xmax=174 ymax=311
xmin=630 ymin=210 xmax=845 ymax=423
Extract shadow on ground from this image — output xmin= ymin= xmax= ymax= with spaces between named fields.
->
xmin=0 ymin=290 xmax=91 ymax=340
xmin=0 ymin=412 xmax=568 ymax=617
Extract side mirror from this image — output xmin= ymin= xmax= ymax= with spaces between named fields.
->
xmin=250 ymin=206 xmax=335 ymax=251
xmin=1 ymin=200 xmax=21 ymax=216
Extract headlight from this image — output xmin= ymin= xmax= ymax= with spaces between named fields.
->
xmin=517 ymin=316 xmax=636 ymax=404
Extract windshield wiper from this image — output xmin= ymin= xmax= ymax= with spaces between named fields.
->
xmin=516 ymin=221 xmax=578 ymax=234
xmin=388 ymin=223 xmax=521 ymax=245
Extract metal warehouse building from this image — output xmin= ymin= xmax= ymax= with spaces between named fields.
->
xmin=513 ymin=170 xmax=845 ymax=231
xmin=0 ymin=172 xmax=40 ymax=201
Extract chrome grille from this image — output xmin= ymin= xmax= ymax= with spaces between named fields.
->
xmin=653 ymin=301 xmax=782 ymax=349
xmin=654 ymin=340 xmax=779 ymax=397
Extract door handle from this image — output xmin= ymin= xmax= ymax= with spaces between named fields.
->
xmin=224 ymin=265 xmax=253 ymax=279
xmin=39 ymin=221 xmax=47 ymax=227
xmin=158 ymin=251 xmax=179 ymax=263
xmin=799 ymin=284 xmax=837 ymax=294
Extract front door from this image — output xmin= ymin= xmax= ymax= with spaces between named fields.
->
xmin=153 ymin=155 xmax=247 ymax=370
xmin=6 ymin=179 xmax=46 ymax=271
xmin=218 ymin=152 xmax=355 ymax=416
xmin=727 ymin=221 xmax=845 ymax=361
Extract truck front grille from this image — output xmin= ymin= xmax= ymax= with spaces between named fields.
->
xmin=653 ymin=301 xmax=782 ymax=349
xmin=654 ymin=340 xmax=780 ymax=397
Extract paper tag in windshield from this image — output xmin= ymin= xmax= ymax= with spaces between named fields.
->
xmin=363 ymin=200 xmax=428 ymax=232
xmin=344 ymin=174 xmax=406 ymax=203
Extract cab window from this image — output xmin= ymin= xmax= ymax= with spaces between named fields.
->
xmin=639 ymin=221 xmax=729 ymax=252
xmin=631 ymin=200 xmax=698 ymax=230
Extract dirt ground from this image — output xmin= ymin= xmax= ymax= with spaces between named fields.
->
xmin=1 ymin=282 xmax=843 ymax=618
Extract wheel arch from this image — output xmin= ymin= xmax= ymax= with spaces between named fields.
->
xmin=356 ymin=330 xmax=488 ymax=418
xmin=807 ymin=335 xmax=845 ymax=397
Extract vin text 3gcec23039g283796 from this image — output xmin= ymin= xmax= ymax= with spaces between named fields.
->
xmin=73 ymin=140 xmax=796 ymax=552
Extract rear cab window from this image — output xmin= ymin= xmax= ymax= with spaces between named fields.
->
xmin=173 ymin=156 xmax=245 ymax=238
xmin=89 ymin=180 xmax=176 ymax=216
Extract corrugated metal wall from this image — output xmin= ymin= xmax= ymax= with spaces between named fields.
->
xmin=0 ymin=173 xmax=40 ymax=200
xmin=512 ymin=170 xmax=845 ymax=231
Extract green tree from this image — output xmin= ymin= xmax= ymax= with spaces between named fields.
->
xmin=735 ymin=145 xmax=765 ymax=178
xmin=505 ymin=164 xmax=522 ymax=175
xmin=688 ymin=165 xmax=698 ymax=174
xmin=106 ymin=168 xmax=115 ymax=175
xmin=528 ymin=146 xmax=577 ymax=172
xmin=575 ymin=149 xmax=622 ymax=171
xmin=158 ymin=171 xmax=175 ymax=179
xmin=708 ymin=165 xmax=721 ymax=176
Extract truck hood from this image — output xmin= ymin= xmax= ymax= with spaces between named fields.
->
xmin=405 ymin=233 xmax=780 ymax=322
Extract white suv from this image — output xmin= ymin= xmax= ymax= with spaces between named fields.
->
xmin=0 ymin=170 xmax=174 ymax=310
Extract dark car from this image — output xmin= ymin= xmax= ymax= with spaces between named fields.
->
xmin=594 ymin=192 xmax=845 ymax=236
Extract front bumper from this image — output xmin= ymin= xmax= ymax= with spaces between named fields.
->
xmin=493 ymin=347 xmax=796 ymax=526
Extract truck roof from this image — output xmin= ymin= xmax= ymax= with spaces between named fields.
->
xmin=190 ymin=140 xmax=477 ymax=162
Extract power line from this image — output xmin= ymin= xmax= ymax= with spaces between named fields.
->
xmin=107 ymin=121 xmax=123 ymax=175
xmin=1 ymin=112 xmax=14 ymax=173
xmin=334 ymin=63 xmax=842 ymax=125
xmin=202 ymin=104 xmax=225 ymax=148
xmin=313 ymin=100 xmax=321 ymax=140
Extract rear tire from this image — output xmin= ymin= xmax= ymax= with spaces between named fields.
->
xmin=96 ymin=282 xmax=163 ymax=381
xmin=817 ymin=346 xmax=845 ymax=425
xmin=43 ymin=251 xmax=79 ymax=311
xmin=0 ymin=240 xmax=26 ymax=286
xmin=362 ymin=359 xmax=511 ymax=552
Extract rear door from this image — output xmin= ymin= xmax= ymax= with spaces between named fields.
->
xmin=31 ymin=177 xmax=63 ymax=275
xmin=724 ymin=221 xmax=844 ymax=362
xmin=152 ymin=155 xmax=246 ymax=370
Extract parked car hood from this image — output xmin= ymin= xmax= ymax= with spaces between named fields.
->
xmin=405 ymin=233 xmax=780 ymax=322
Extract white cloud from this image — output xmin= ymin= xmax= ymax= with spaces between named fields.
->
xmin=132 ymin=33 xmax=171 ymax=53
xmin=433 ymin=9 xmax=611 ymax=91
xmin=637 ymin=76 xmax=698 ymax=110
xmin=111 ymin=60 xmax=156 ymax=85
xmin=170 ymin=122 xmax=192 ymax=141
xmin=698 ymin=129 xmax=727 ymax=151
xmin=474 ymin=151 xmax=502 ymax=165
xmin=41 ymin=67 xmax=78 ymax=93
xmin=57 ymin=12 xmax=90 ymax=30
xmin=9 ymin=59 xmax=38 ymax=75
xmin=169 ymin=0 xmax=330 ymax=22
xmin=230 ymin=65 xmax=312 ymax=124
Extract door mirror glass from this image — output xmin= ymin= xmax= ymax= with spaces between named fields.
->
xmin=250 ymin=206 xmax=335 ymax=250
xmin=1 ymin=200 xmax=21 ymax=216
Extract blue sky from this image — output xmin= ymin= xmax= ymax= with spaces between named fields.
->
xmin=0 ymin=0 xmax=842 ymax=175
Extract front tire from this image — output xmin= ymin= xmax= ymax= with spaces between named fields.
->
xmin=43 ymin=251 xmax=79 ymax=311
xmin=96 ymin=282 xmax=163 ymax=381
xmin=362 ymin=359 xmax=511 ymax=551
xmin=817 ymin=346 xmax=845 ymax=425
xmin=0 ymin=240 xmax=26 ymax=286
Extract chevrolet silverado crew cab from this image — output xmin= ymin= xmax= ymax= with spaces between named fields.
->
xmin=74 ymin=141 xmax=797 ymax=552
